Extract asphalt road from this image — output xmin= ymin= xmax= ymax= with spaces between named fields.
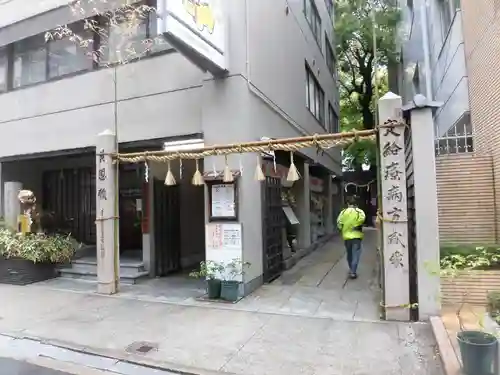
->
xmin=0 ymin=358 xmax=69 ymax=375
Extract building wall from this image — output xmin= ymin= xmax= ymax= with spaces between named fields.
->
xmin=436 ymin=153 xmax=496 ymax=244
xmin=461 ymin=0 xmax=500 ymax=237
xmin=428 ymin=9 xmax=469 ymax=137
xmin=400 ymin=0 xmax=469 ymax=136
xmin=461 ymin=0 xmax=500 ymax=154
xmin=0 ymin=0 xmax=340 ymax=171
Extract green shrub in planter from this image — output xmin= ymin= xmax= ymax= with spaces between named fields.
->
xmin=0 ymin=228 xmax=75 ymax=264
xmin=0 ymin=228 xmax=76 ymax=285
xmin=220 ymin=259 xmax=250 ymax=302
xmin=189 ymin=260 xmax=225 ymax=299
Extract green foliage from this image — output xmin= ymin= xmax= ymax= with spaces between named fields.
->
xmin=189 ymin=260 xmax=225 ymax=280
xmin=440 ymin=245 xmax=500 ymax=273
xmin=0 ymin=229 xmax=75 ymax=263
xmin=224 ymin=258 xmax=251 ymax=281
xmin=335 ymin=0 xmax=400 ymax=170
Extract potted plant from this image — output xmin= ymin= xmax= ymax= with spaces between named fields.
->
xmin=0 ymin=228 xmax=75 ymax=285
xmin=456 ymin=299 xmax=499 ymax=375
xmin=189 ymin=260 xmax=224 ymax=299
xmin=220 ymin=258 xmax=250 ymax=302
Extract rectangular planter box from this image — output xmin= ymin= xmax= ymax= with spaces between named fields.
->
xmin=441 ymin=270 xmax=500 ymax=305
xmin=0 ymin=257 xmax=57 ymax=285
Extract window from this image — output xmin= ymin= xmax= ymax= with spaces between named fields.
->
xmin=100 ymin=3 xmax=150 ymax=65
xmin=48 ymin=22 xmax=94 ymax=79
xmin=328 ymin=103 xmax=339 ymax=133
xmin=306 ymin=65 xmax=325 ymax=125
xmin=434 ymin=113 xmax=473 ymax=155
xmin=13 ymin=35 xmax=47 ymax=88
xmin=325 ymin=0 xmax=334 ymax=18
xmin=100 ymin=1 xmax=171 ymax=65
xmin=325 ymin=36 xmax=335 ymax=76
xmin=438 ymin=0 xmax=452 ymax=36
xmin=0 ymin=48 xmax=7 ymax=92
xmin=304 ymin=0 xmax=322 ymax=44
xmin=0 ymin=0 xmax=173 ymax=93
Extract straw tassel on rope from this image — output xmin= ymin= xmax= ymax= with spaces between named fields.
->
xmin=254 ymin=156 xmax=265 ymax=181
xmin=287 ymin=151 xmax=300 ymax=182
xmin=192 ymin=159 xmax=204 ymax=186
xmin=164 ymin=160 xmax=177 ymax=186
xmin=223 ymin=155 xmax=234 ymax=183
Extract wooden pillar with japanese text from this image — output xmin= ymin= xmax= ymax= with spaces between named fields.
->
xmin=96 ymin=129 xmax=119 ymax=295
xmin=377 ymin=92 xmax=410 ymax=321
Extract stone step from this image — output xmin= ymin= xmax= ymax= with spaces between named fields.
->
xmin=58 ymin=258 xmax=148 ymax=285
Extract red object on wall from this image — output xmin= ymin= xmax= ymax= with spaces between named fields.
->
xmin=141 ymin=182 xmax=150 ymax=234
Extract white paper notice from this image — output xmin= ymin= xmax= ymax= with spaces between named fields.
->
xmin=211 ymin=184 xmax=235 ymax=217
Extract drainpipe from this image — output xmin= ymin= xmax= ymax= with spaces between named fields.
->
xmin=420 ymin=0 xmax=433 ymax=100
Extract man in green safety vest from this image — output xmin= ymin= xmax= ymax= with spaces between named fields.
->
xmin=337 ymin=196 xmax=366 ymax=279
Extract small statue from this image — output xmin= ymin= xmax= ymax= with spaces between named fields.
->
xmin=17 ymin=190 xmax=41 ymax=233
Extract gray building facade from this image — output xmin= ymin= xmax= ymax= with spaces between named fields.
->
xmin=399 ymin=0 xmax=471 ymax=150
xmin=0 ymin=0 xmax=341 ymax=292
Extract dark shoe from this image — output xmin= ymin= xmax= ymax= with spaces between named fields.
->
xmin=349 ymin=273 xmax=358 ymax=279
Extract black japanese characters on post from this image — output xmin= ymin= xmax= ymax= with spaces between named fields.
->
xmin=99 ymin=148 xmax=105 ymax=163
xmin=381 ymin=121 xmax=406 ymax=269
xmin=383 ymin=126 xmax=401 ymax=137
xmin=389 ymin=250 xmax=404 ymax=268
xmin=98 ymin=148 xmax=107 ymax=201
xmin=388 ymin=230 xmax=406 ymax=248
xmin=386 ymin=185 xmax=403 ymax=203
xmin=387 ymin=207 xmax=403 ymax=222
xmin=382 ymin=141 xmax=402 ymax=157
xmin=384 ymin=162 xmax=402 ymax=181
xmin=98 ymin=188 xmax=107 ymax=201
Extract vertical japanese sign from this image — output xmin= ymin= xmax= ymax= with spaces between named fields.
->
xmin=97 ymin=148 xmax=107 ymax=260
xmin=378 ymin=119 xmax=409 ymax=318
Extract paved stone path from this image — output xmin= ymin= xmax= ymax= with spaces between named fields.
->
xmin=0 ymin=232 xmax=443 ymax=375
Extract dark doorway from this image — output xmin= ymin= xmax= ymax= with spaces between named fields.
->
xmin=153 ymin=179 xmax=181 ymax=276
xmin=119 ymin=165 xmax=143 ymax=255
xmin=42 ymin=167 xmax=96 ymax=244
xmin=262 ymin=176 xmax=284 ymax=283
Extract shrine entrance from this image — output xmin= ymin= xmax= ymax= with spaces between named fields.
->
xmin=92 ymin=93 xmax=441 ymax=322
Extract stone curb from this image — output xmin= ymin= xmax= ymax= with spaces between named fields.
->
xmin=429 ymin=316 xmax=461 ymax=375
xmin=0 ymin=332 xmax=235 ymax=375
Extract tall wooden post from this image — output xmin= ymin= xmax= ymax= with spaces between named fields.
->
xmin=378 ymin=92 xmax=410 ymax=321
xmin=96 ymin=129 xmax=119 ymax=295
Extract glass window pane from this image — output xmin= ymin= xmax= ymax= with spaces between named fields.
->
xmin=465 ymin=120 xmax=472 ymax=135
xmin=308 ymin=73 xmax=315 ymax=113
xmin=314 ymin=85 xmax=320 ymax=119
xmin=101 ymin=4 xmax=149 ymax=65
xmin=304 ymin=0 xmax=311 ymax=22
xmin=438 ymin=139 xmax=447 ymax=154
xmin=306 ymin=74 xmax=310 ymax=108
xmin=319 ymin=90 xmax=325 ymax=124
xmin=0 ymin=48 xmax=7 ymax=92
xmin=148 ymin=12 xmax=173 ymax=54
xmin=48 ymin=23 xmax=93 ymax=78
xmin=466 ymin=136 xmax=473 ymax=152
xmin=13 ymin=35 xmax=47 ymax=88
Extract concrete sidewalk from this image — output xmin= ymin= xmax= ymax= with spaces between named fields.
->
xmin=0 ymin=233 xmax=443 ymax=375
xmin=38 ymin=231 xmax=381 ymax=322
